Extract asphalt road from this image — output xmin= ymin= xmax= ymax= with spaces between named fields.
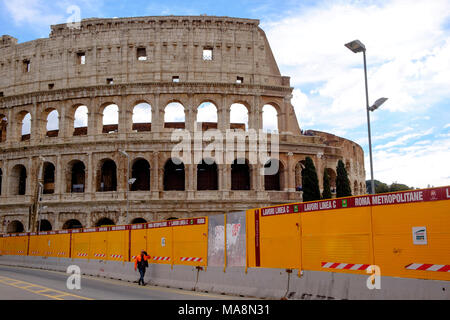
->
xmin=0 ymin=265 xmax=245 ymax=300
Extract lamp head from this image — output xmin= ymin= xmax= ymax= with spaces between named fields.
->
xmin=345 ymin=40 xmax=366 ymax=53
xmin=369 ymin=97 xmax=388 ymax=111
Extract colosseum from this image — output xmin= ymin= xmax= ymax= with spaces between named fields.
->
xmin=0 ymin=16 xmax=365 ymax=233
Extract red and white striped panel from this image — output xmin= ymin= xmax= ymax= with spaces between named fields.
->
xmin=321 ymin=262 xmax=370 ymax=271
xmin=77 ymin=253 xmax=88 ymax=257
xmin=180 ymin=257 xmax=203 ymax=262
xmin=405 ymin=263 xmax=450 ymax=272
xmin=31 ymin=251 xmax=39 ymax=255
xmin=94 ymin=253 xmax=106 ymax=258
xmin=17 ymin=251 xmax=24 ymax=254
xmin=110 ymin=254 xmax=123 ymax=259
xmin=152 ymin=256 xmax=170 ymax=261
xmin=57 ymin=252 xmax=66 ymax=255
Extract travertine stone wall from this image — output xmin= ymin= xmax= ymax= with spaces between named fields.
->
xmin=0 ymin=16 xmax=365 ymax=232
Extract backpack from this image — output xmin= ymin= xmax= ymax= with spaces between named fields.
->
xmin=137 ymin=255 xmax=148 ymax=269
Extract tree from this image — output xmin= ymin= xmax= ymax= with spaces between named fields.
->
xmin=322 ymin=168 xmax=332 ymax=200
xmin=336 ymin=160 xmax=352 ymax=198
xmin=301 ymin=157 xmax=321 ymax=202
xmin=366 ymin=180 xmax=412 ymax=194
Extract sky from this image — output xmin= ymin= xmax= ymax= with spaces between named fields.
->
xmin=1 ymin=0 xmax=449 ymax=189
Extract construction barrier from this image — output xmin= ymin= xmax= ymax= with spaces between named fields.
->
xmin=0 ymin=186 xmax=449 ymax=282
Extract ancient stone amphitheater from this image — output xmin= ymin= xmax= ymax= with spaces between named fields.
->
xmin=0 ymin=16 xmax=365 ymax=233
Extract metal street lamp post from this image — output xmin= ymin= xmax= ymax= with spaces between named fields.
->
xmin=345 ymin=40 xmax=387 ymax=195
xmin=119 ymin=150 xmax=136 ymax=224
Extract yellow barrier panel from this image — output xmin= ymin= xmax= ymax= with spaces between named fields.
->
xmin=107 ymin=226 xmax=129 ymax=262
xmin=130 ymin=225 xmax=148 ymax=262
xmin=373 ymin=200 xmax=450 ymax=281
xmin=259 ymin=204 xmax=301 ymax=269
xmin=89 ymin=229 xmax=108 ymax=260
xmin=172 ymin=218 xmax=208 ymax=267
xmin=9 ymin=235 xmax=29 ymax=256
xmin=54 ymin=233 xmax=71 ymax=258
xmin=147 ymin=223 xmax=172 ymax=265
xmin=301 ymin=205 xmax=373 ymax=275
xmin=0 ymin=236 xmax=3 ymax=255
xmin=71 ymin=231 xmax=90 ymax=259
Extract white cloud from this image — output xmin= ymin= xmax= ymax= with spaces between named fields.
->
xmin=132 ymin=103 xmax=152 ymax=124
xmin=3 ymin=0 xmax=64 ymax=28
xmin=102 ymin=104 xmax=118 ymax=125
xmin=374 ymin=128 xmax=434 ymax=150
xmin=196 ymin=102 xmax=217 ymax=123
xmin=164 ymin=103 xmax=185 ymax=123
xmin=263 ymin=0 xmax=450 ymax=129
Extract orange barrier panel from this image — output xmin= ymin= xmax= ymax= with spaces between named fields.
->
xmin=146 ymin=221 xmax=172 ymax=265
xmin=89 ymin=227 xmax=108 ymax=260
xmin=71 ymin=230 xmax=91 ymax=259
xmin=0 ymin=236 xmax=4 ymax=255
xmin=373 ymin=198 xmax=450 ymax=281
xmin=172 ymin=218 xmax=208 ymax=266
xmin=130 ymin=224 xmax=148 ymax=262
xmin=258 ymin=204 xmax=301 ymax=269
xmin=8 ymin=234 xmax=29 ymax=256
xmin=107 ymin=226 xmax=129 ymax=262
xmin=54 ymin=232 xmax=71 ymax=258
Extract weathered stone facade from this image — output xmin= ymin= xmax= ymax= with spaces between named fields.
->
xmin=0 ymin=16 xmax=365 ymax=233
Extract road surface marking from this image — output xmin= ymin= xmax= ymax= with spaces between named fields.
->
xmin=0 ymin=275 xmax=93 ymax=300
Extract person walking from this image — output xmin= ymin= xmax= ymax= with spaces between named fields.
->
xmin=134 ymin=250 xmax=151 ymax=286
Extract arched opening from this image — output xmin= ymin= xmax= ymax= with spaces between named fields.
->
xmin=45 ymin=109 xmax=59 ymax=137
xmin=21 ymin=112 xmax=31 ymax=141
xmin=196 ymin=102 xmax=218 ymax=131
xmin=73 ymin=105 xmax=88 ymax=136
xmin=262 ymin=104 xmax=279 ymax=133
xmin=42 ymin=162 xmax=55 ymax=194
xmin=231 ymin=158 xmax=250 ymax=190
xmin=38 ymin=219 xmax=52 ymax=231
xmin=345 ymin=160 xmax=351 ymax=174
xmin=95 ymin=217 xmax=115 ymax=227
xmin=197 ymin=158 xmax=218 ymax=190
xmin=131 ymin=217 xmax=147 ymax=224
xmin=62 ymin=219 xmax=83 ymax=230
xmin=7 ymin=220 xmax=24 ymax=233
xmin=131 ymin=158 xmax=150 ymax=191
xmin=132 ymin=103 xmax=152 ymax=132
xmin=264 ymin=159 xmax=283 ymax=191
xmin=164 ymin=102 xmax=185 ymax=129
xmin=102 ymin=104 xmax=119 ymax=134
xmin=164 ymin=158 xmax=185 ymax=191
xmin=98 ymin=159 xmax=117 ymax=192
xmin=230 ymin=103 xmax=248 ymax=131
xmin=70 ymin=161 xmax=85 ymax=193
xmin=325 ymin=168 xmax=337 ymax=193
xmin=0 ymin=114 xmax=8 ymax=142
xmin=295 ymin=160 xmax=306 ymax=191
xmin=11 ymin=164 xmax=27 ymax=195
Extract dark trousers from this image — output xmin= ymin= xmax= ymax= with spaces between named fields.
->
xmin=138 ymin=267 xmax=146 ymax=285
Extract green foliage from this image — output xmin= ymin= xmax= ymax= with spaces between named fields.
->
xmin=301 ymin=157 xmax=321 ymax=202
xmin=322 ymin=168 xmax=332 ymax=200
xmin=366 ymin=180 xmax=413 ymax=194
xmin=336 ymin=160 xmax=352 ymax=198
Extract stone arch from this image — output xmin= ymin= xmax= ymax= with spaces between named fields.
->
xmin=231 ymin=158 xmax=251 ymax=190
xmin=164 ymin=102 xmax=185 ymax=129
xmin=230 ymin=103 xmax=249 ymax=131
xmin=295 ymin=160 xmax=306 ymax=191
xmin=10 ymin=164 xmax=27 ymax=195
xmin=0 ymin=113 xmax=8 ymax=143
xmin=132 ymin=102 xmax=152 ymax=132
xmin=72 ymin=105 xmax=89 ymax=136
xmin=62 ymin=219 xmax=83 ymax=229
xmin=163 ymin=158 xmax=185 ymax=191
xmin=196 ymin=101 xmax=218 ymax=131
xmin=67 ymin=160 xmax=86 ymax=193
xmin=262 ymin=104 xmax=279 ymax=133
xmin=197 ymin=158 xmax=218 ymax=190
xmin=42 ymin=162 xmax=55 ymax=194
xmin=131 ymin=217 xmax=147 ymax=224
xmin=354 ymin=180 xmax=358 ymax=195
xmin=44 ymin=108 xmax=59 ymax=138
xmin=18 ymin=110 xmax=31 ymax=141
xmin=7 ymin=220 xmax=24 ymax=233
xmin=95 ymin=217 xmax=115 ymax=227
xmin=38 ymin=219 xmax=52 ymax=231
xmin=325 ymin=168 xmax=337 ymax=192
xmin=131 ymin=158 xmax=150 ymax=191
xmin=101 ymin=103 xmax=119 ymax=134
xmin=97 ymin=159 xmax=117 ymax=192
xmin=264 ymin=158 xmax=284 ymax=191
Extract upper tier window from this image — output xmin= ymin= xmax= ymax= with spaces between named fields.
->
xmin=137 ymin=47 xmax=147 ymax=61
xmin=202 ymin=48 xmax=213 ymax=61
xmin=77 ymin=52 xmax=86 ymax=65
xmin=23 ymin=60 xmax=31 ymax=73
